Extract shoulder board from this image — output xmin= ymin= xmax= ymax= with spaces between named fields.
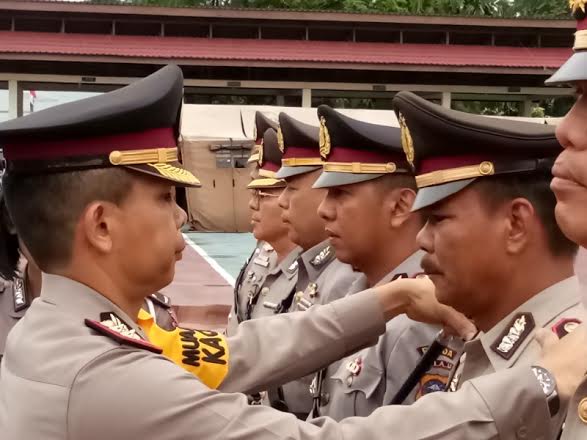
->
xmin=552 ymin=318 xmax=582 ymax=338
xmin=85 ymin=312 xmax=162 ymax=354
xmin=490 ymin=312 xmax=535 ymax=360
xmin=148 ymin=292 xmax=172 ymax=309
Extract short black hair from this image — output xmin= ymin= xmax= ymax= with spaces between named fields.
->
xmin=3 ymin=168 xmax=134 ymax=272
xmin=373 ymin=173 xmax=418 ymax=192
xmin=475 ymin=173 xmax=578 ymax=258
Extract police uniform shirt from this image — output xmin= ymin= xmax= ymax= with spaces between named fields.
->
xmin=269 ymin=239 xmax=359 ymax=416
xmin=312 ymin=250 xmax=463 ymax=421
xmin=293 ymin=239 xmax=359 ymax=311
xmin=247 ymin=246 xmax=302 ymax=320
xmin=450 ymin=277 xmax=584 ymax=438
xmin=0 ymin=273 xmax=556 ymax=440
xmin=227 ymin=241 xmax=278 ymax=334
xmin=0 ymin=274 xmax=29 ymax=359
xmin=562 ymin=375 xmax=587 ymax=438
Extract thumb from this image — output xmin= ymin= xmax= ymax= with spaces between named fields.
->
xmin=439 ymin=305 xmax=477 ymax=341
xmin=535 ymin=328 xmax=558 ymax=353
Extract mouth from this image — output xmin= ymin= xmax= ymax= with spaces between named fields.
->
xmin=325 ymin=228 xmax=340 ymax=239
xmin=421 ymin=258 xmax=443 ymax=276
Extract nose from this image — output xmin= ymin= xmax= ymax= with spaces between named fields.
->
xmin=416 ymin=220 xmax=434 ymax=254
xmin=249 ymin=190 xmax=259 ymax=211
xmin=278 ymin=187 xmax=290 ymax=210
xmin=555 ymin=97 xmax=584 ymax=152
xmin=317 ymin=191 xmax=336 ymax=222
xmin=175 ymin=203 xmax=188 ymax=229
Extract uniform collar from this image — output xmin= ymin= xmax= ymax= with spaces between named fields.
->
xmin=299 ymin=239 xmax=336 ymax=281
xmin=347 ymin=250 xmax=425 ymax=294
xmin=270 ymin=246 xmax=303 ymax=279
xmin=477 ymin=276 xmax=581 ymax=371
xmin=40 ymin=273 xmax=148 ymax=340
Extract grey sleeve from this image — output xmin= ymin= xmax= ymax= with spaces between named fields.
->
xmin=67 ymin=352 xmax=550 ymax=440
xmin=220 ymin=289 xmax=386 ymax=393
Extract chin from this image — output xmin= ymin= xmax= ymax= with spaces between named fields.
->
xmin=556 ymin=204 xmax=587 ymax=247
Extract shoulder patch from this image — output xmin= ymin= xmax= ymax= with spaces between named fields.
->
xmin=491 ymin=312 xmax=535 ymax=360
xmin=416 ymin=374 xmax=449 ymax=399
xmin=552 ymin=318 xmax=582 ymax=339
xmin=149 ymin=292 xmax=171 ymax=309
xmin=85 ymin=312 xmax=162 ymax=354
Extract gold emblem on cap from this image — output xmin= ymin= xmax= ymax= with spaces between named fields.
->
xmin=319 ymin=116 xmax=331 ymax=160
xmin=399 ymin=113 xmax=415 ymax=168
xmin=148 ymin=163 xmax=201 ymax=186
xmin=570 ymin=0 xmax=587 ymax=14
xmin=277 ymin=127 xmax=285 ymax=153
xmin=479 ymin=161 xmax=494 ymax=176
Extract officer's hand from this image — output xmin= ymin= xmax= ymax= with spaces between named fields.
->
xmin=374 ymin=277 xmax=476 ymax=340
xmin=536 ymin=325 xmax=587 ymax=402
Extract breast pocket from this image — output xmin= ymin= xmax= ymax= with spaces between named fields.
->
xmin=328 ymin=358 xmax=385 ymax=417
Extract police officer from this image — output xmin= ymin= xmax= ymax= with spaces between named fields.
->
xmin=227 ymin=125 xmax=300 ymax=335
xmin=308 ymin=105 xmax=462 ymax=420
xmin=545 ymin=1 xmax=587 ymax=437
xmin=2 ymin=65 xmax=587 ymax=440
xmin=272 ymin=112 xmax=360 ymax=417
xmin=229 ymin=112 xmax=283 ymax=332
xmin=393 ymin=91 xmax=584 ymax=436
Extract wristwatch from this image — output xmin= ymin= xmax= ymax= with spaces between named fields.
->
xmin=531 ymin=366 xmax=560 ymax=417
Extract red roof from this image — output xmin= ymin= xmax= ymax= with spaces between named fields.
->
xmin=0 ymin=31 xmax=572 ymax=69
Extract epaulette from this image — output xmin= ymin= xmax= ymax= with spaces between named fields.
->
xmin=491 ymin=313 xmax=535 ymax=360
xmin=148 ymin=292 xmax=172 ymax=309
xmin=86 ymin=312 xmax=162 ymax=354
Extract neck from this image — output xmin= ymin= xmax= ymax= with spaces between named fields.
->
xmin=62 ymin=261 xmax=145 ymax=321
xmin=25 ymin=264 xmax=42 ymax=300
xmin=270 ymin=236 xmax=298 ymax=264
xmin=473 ymin=255 xmax=575 ymax=332
xmin=359 ymin=230 xmax=420 ymax=288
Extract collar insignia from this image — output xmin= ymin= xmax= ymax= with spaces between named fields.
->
xmin=491 ymin=313 xmax=535 ymax=360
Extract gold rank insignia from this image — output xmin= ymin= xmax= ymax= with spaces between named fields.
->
xmin=570 ymin=0 xmax=587 ymax=14
xmin=319 ymin=116 xmax=331 ymax=160
xmin=277 ymin=127 xmax=285 ymax=153
xmin=399 ymin=113 xmax=415 ymax=168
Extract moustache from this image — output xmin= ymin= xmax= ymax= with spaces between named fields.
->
xmin=421 ymin=256 xmax=441 ymax=275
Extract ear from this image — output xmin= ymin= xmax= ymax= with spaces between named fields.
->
xmin=504 ymin=198 xmax=535 ymax=255
xmin=389 ymin=188 xmax=417 ymax=228
xmin=79 ymin=201 xmax=118 ymax=255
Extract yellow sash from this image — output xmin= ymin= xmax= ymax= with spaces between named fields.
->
xmin=137 ymin=309 xmax=229 ymax=389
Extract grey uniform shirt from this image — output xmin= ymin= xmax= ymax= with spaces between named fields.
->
xmin=562 ymin=376 xmax=587 ymax=439
xmin=293 ymin=239 xmax=359 ymax=311
xmin=227 ymin=244 xmax=302 ymax=335
xmin=0 ymin=276 xmax=29 ymax=360
xmin=312 ymin=251 xmax=462 ymax=420
xmin=0 ymin=273 xmax=554 ymax=440
xmin=450 ymin=276 xmax=584 ymax=438
xmin=271 ymin=239 xmax=359 ymax=415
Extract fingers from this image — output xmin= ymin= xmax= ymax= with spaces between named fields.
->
xmin=438 ymin=305 xmax=477 ymax=341
xmin=535 ymin=328 xmax=559 ymax=351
